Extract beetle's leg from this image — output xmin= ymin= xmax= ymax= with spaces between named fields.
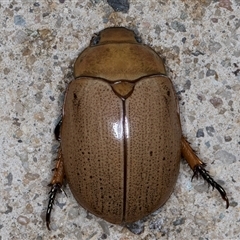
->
xmin=54 ymin=118 xmax=62 ymax=141
xmin=181 ymin=136 xmax=229 ymax=209
xmin=46 ymin=148 xmax=64 ymax=230
xmin=46 ymin=119 xmax=64 ymax=230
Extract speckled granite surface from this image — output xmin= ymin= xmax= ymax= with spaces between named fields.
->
xmin=0 ymin=1 xmax=239 ymax=239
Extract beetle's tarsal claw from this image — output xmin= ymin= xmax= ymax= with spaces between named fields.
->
xmin=191 ymin=168 xmax=199 ymax=181
xmin=46 ymin=183 xmax=62 ymax=230
xmin=193 ymin=165 xmax=229 ymax=209
xmin=191 ymin=162 xmax=207 ymax=181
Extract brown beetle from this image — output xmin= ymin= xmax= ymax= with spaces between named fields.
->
xmin=46 ymin=27 xmax=229 ymax=230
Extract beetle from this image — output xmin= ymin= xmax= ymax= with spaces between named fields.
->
xmin=46 ymin=27 xmax=229 ymax=230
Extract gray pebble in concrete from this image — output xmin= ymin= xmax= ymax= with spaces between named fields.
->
xmin=14 ymin=15 xmax=26 ymax=26
xmin=171 ymin=21 xmax=186 ymax=32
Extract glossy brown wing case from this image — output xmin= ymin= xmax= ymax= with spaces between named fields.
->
xmin=61 ymin=28 xmax=181 ymax=223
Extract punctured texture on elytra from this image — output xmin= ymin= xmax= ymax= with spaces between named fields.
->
xmin=61 ymin=28 xmax=182 ymax=223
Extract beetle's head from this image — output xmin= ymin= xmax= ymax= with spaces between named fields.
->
xmin=90 ymin=27 xmax=142 ymax=46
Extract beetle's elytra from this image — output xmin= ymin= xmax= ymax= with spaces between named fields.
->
xmin=46 ymin=27 xmax=229 ymax=230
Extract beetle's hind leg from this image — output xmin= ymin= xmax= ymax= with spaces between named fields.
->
xmin=181 ymin=137 xmax=229 ymax=209
xmin=54 ymin=118 xmax=62 ymax=141
xmin=46 ymin=120 xmax=64 ymax=230
xmin=46 ymin=148 xmax=64 ymax=230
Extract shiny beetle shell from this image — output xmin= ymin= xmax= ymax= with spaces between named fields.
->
xmin=61 ymin=27 xmax=182 ymax=224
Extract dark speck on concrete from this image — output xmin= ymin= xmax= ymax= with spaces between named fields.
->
xmin=155 ymin=25 xmax=161 ymax=35
xmin=206 ymin=69 xmax=216 ymax=77
xmin=206 ymin=126 xmax=215 ymax=137
xmin=184 ymin=80 xmax=191 ymax=90
xmin=211 ymin=18 xmax=218 ymax=23
xmin=101 ymin=233 xmax=108 ymax=239
xmin=149 ymin=218 xmax=163 ymax=231
xmin=180 ymin=11 xmax=188 ymax=20
xmin=35 ymin=92 xmax=43 ymax=104
xmin=126 ymin=220 xmax=144 ymax=235
xmin=42 ymin=12 xmax=50 ymax=18
xmin=171 ymin=21 xmax=186 ymax=32
xmin=192 ymin=50 xmax=204 ymax=56
xmin=107 ymin=0 xmax=129 ymax=13
xmin=196 ymin=128 xmax=204 ymax=138
xmin=224 ymin=136 xmax=232 ymax=142
xmin=49 ymin=96 xmax=55 ymax=101
xmin=197 ymin=95 xmax=203 ymax=102
xmin=6 ymin=173 xmax=13 ymax=186
xmin=4 ymin=205 xmax=13 ymax=214
xmin=173 ymin=217 xmax=186 ymax=226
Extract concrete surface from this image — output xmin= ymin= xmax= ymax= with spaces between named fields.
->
xmin=0 ymin=0 xmax=239 ymax=239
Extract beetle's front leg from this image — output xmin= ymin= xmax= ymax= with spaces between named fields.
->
xmin=46 ymin=120 xmax=64 ymax=230
xmin=181 ymin=137 xmax=229 ymax=209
